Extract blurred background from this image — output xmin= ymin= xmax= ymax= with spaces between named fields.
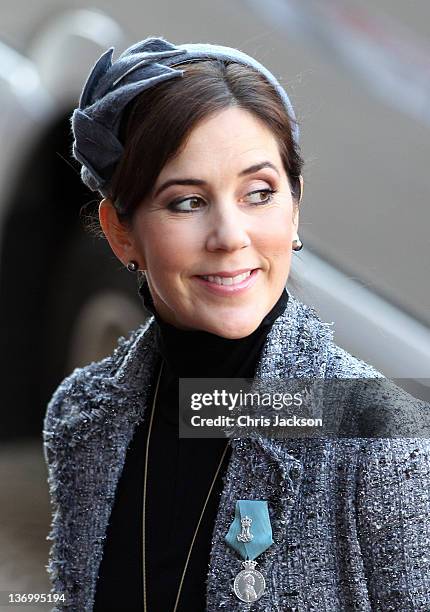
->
xmin=0 ymin=0 xmax=429 ymax=607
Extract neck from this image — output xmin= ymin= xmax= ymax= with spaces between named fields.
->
xmin=138 ymin=279 xmax=289 ymax=378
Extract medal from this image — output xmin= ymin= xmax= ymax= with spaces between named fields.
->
xmin=225 ymin=500 xmax=274 ymax=603
xmin=233 ymin=558 xmax=266 ymax=602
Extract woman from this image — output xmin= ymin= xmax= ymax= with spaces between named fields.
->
xmin=43 ymin=36 xmax=430 ymax=611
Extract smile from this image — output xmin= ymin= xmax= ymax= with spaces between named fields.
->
xmin=200 ymin=271 xmax=251 ymax=285
xmin=193 ymin=268 xmax=259 ymax=295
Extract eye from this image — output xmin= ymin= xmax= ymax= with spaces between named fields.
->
xmin=167 ymin=196 xmax=205 ymax=213
xmin=245 ymin=188 xmax=278 ymax=205
xmin=167 ymin=188 xmax=278 ymax=213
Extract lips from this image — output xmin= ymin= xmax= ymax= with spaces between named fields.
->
xmin=193 ymin=268 xmax=260 ymax=295
xmin=198 ymin=268 xmax=255 ymax=278
xmin=196 ymin=268 xmax=257 ymax=284
xmin=199 ymin=270 xmax=252 ymax=286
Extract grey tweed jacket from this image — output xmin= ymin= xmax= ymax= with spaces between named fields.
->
xmin=43 ymin=292 xmax=430 ymax=611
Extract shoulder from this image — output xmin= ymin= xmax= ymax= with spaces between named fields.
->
xmin=44 ymin=320 xmax=148 ymax=408
xmin=282 ymin=295 xmax=430 ymax=436
xmin=325 ymin=341 xmax=384 ymax=378
xmin=288 ymin=292 xmax=385 ymax=379
xmin=42 ymin=317 xmax=154 ymax=461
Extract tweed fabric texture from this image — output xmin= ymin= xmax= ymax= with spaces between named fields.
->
xmin=43 ymin=292 xmax=430 ymax=611
xmin=71 ymin=35 xmax=299 ymax=197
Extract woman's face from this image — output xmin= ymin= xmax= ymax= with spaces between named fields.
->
xmin=124 ymin=107 xmax=298 ymax=338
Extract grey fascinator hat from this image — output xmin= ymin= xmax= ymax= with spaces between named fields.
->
xmin=71 ymin=36 xmax=300 ymax=198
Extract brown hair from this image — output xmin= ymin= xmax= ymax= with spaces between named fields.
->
xmin=81 ymin=58 xmax=304 ymax=234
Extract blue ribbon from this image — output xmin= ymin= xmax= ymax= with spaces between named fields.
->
xmin=225 ymin=500 xmax=274 ymax=561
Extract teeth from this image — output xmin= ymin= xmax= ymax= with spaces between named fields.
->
xmin=201 ymin=271 xmax=252 ymax=285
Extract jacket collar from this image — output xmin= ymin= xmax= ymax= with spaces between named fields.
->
xmin=114 ymin=289 xmax=334 ymax=385
xmin=77 ymin=290 xmax=334 ymax=439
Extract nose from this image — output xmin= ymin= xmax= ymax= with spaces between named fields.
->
xmin=205 ymin=204 xmax=251 ymax=252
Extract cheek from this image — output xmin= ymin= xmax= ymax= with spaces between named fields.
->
xmin=137 ymin=219 xmax=197 ymax=273
xmin=252 ymin=210 xmax=293 ymax=256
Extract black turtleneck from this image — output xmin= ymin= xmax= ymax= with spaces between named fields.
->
xmin=94 ymin=280 xmax=289 ymax=612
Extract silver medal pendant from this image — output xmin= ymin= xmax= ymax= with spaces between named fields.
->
xmin=233 ymin=559 xmax=266 ymax=603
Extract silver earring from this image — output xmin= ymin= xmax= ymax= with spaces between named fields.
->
xmin=126 ymin=260 xmax=139 ymax=272
xmin=292 ymin=238 xmax=303 ymax=252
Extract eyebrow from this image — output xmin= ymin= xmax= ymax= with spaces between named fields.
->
xmin=152 ymin=161 xmax=280 ymax=199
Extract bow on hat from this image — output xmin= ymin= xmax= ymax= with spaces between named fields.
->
xmin=71 ymin=38 xmax=186 ymax=196
xmin=71 ymin=36 xmax=300 ymax=197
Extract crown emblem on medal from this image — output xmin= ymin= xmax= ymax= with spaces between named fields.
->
xmin=242 ymin=559 xmax=258 ymax=570
xmin=237 ymin=515 xmax=254 ymax=542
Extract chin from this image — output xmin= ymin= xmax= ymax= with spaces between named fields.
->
xmin=202 ymin=316 xmax=260 ymax=339
xmin=220 ymin=328 xmax=256 ymax=339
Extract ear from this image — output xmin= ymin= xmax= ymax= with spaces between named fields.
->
xmin=98 ymin=198 xmax=145 ymax=269
xmin=292 ymin=206 xmax=300 ymax=235
xmin=292 ymin=174 xmax=302 ymax=233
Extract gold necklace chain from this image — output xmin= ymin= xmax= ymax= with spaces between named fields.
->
xmin=142 ymin=359 xmax=231 ymax=612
